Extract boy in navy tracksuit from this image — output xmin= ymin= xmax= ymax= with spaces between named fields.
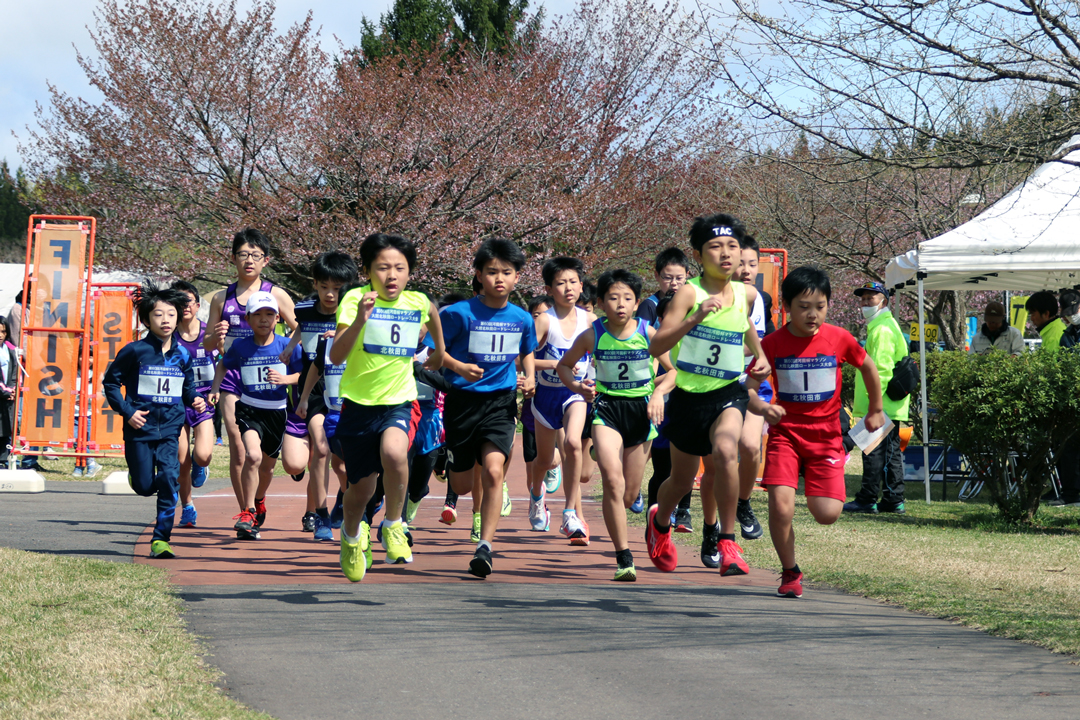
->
xmin=103 ymin=284 xmax=208 ymax=559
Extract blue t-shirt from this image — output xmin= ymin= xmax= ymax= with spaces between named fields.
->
xmin=430 ymin=297 xmax=537 ymax=393
xmin=223 ymin=334 xmax=303 ymax=410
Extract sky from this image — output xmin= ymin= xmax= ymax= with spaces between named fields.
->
xmin=0 ymin=0 xmax=585 ymax=172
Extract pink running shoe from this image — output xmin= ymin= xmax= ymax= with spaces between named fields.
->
xmin=778 ymin=569 xmax=804 ymax=598
xmin=718 ymin=538 xmax=749 ymax=576
xmin=645 ymin=505 xmax=678 ymax=572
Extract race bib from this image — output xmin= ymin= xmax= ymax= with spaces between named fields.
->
xmin=301 ymin=321 xmax=335 ymax=358
xmin=192 ymin=357 xmax=215 ymax=386
xmin=416 ymin=380 xmax=435 ymax=402
xmin=323 ymin=367 xmax=344 ymax=411
xmin=137 ymin=365 xmax=184 ymax=404
xmin=596 ymin=348 xmax=652 ymax=390
xmin=240 ymin=359 xmax=287 ymax=394
xmin=776 ymin=355 xmax=837 ymax=403
xmin=468 ymin=320 xmax=523 ymax=364
xmin=363 ymin=307 xmax=421 ymax=357
xmin=676 ymin=325 xmax=743 ymax=380
xmin=539 ymin=346 xmax=590 ymax=384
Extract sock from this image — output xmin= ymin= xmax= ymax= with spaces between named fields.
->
xmin=615 ymin=548 xmax=633 ymax=568
xmin=704 ymin=522 xmax=719 ymax=533
xmin=334 ymin=490 xmax=344 ymax=504
xmin=653 ymin=514 xmax=669 ymax=533
xmin=477 ymin=539 xmax=492 ymax=552
xmin=315 ymin=507 xmax=330 ymax=519
xmin=786 ymin=564 xmax=801 ymax=574
xmin=531 ymin=492 xmax=543 ymax=502
xmin=738 ymin=497 xmax=751 ymax=507
xmin=719 ymin=532 xmax=735 ymax=542
xmin=183 ymin=503 xmax=195 ymax=509
xmin=384 ymin=519 xmax=401 ymax=528
xmin=342 ymin=530 xmax=358 ymax=544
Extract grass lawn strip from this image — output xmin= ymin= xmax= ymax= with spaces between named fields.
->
xmin=0 ymin=546 xmax=271 ymax=720
xmin=619 ymin=461 xmax=1080 ymax=658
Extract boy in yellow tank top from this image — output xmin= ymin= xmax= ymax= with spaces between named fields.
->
xmin=647 ymin=214 xmax=771 ymax=576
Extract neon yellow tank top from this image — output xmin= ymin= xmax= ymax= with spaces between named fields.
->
xmin=671 ymin=278 xmax=748 ymax=393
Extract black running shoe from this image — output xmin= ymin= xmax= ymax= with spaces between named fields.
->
xmin=301 ymin=512 xmax=317 ymax=533
xmin=469 ymin=545 xmax=493 ymax=578
xmin=291 ymin=470 xmax=306 ymax=483
xmin=737 ymin=498 xmax=764 ymax=539
xmin=700 ymin=523 xmax=720 ymax=569
xmin=234 ymin=510 xmax=260 ymax=540
xmin=254 ymin=499 xmax=266 ymax=529
xmin=673 ymin=508 xmax=693 ymax=533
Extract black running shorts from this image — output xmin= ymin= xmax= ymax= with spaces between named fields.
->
xmin=442 ymin=388 xmax=517 ymax=474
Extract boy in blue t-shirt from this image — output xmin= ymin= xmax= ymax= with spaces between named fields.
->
xmin=103 ymin=283 xmax=208 ymax=559
xmin=433 ymin=237 xmax=537 ymax=577
xmin=210 ymin=291 xmax=303 ymax=539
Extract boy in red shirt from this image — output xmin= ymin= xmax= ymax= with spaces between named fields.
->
xmin=752 ymin=266 xmax=886 ymax=598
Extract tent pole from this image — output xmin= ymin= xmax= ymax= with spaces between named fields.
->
xmin=918 ymin=276 xmax=931 ymax=504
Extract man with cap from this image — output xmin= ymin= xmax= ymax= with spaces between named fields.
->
xmin=844 ymin=281 xmax=910 ymax=514
xmin=969 ymin=300 xmax=1024 ymax=355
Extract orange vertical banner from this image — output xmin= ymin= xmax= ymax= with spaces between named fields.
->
xmin=19 ymin=222 xmax=88 ymax=448
xmin=90 ymin=288 xmax=137 ymax=454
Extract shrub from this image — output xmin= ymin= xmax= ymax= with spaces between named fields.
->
xmin=930 ymin=350 xmax=1080 ymax=524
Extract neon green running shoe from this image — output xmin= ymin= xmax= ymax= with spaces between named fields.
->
xmin=405 ymin=497 xmax=422 ymax=525
xmin=149 ymin=540 xmax=174 ymax=559
xmin=470 ymin=512 xmax=482 ymax=543
xmin=359 ymin=520 xmax=373 ymax=570
xmin=340 ymin=535 xmax=366 ymax=582
xmin=614 ymin=564 xmax=637 ymax=582
xmin=382 ymin=521 xmax=413 ymax=564
xmin=500 ymin=482 xmax=512 ymax=517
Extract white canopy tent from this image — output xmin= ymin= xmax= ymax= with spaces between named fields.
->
xmin=885 ymin=135 xmax=1080 ymax=502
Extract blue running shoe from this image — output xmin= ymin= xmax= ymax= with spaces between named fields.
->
xmin=179 ymin=504 xmax=197 ymax=528
xmin=191 ymin=464 xmax=207 ymax=488
xmin=629 ymin=492 xmax=644 ymax=514
xmin=313 ymin=513 xmax=333 ymax=541
xmin=330 ymin=491 xmax=344 ymax=529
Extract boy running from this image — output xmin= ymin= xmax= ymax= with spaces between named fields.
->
xmin=557 ymin=269 xmax=674 ymax=581
xmin=204 ymin=229 xmax=296 ymax=521
xmin=331 ymin=233 xmax=444 ymax=582
xmin=646 ymin=214 xmax=770 ymax=576
xmin=170 ymin=281 xmax=217 ymax=528
xmin=532 ymin=257 xmax=597 ymax=544
xmin=282 ymin=252 xmax=358 ymax=538
xmin=434 ymin=238 xmax=536 ymax=577
xmin=754 ymin=266 xmax=886 ymax=598
xmin=103 ymin=283 xmax=208 ymax=559
xmin=209 ymin=292 xmax=303 ymax=539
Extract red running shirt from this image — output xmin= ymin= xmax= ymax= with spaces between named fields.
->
xmin=760 ymin=324 xmax=866 ymax=423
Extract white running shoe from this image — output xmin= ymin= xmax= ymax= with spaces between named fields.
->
xmin=529 ymin=495 xmax=550 ymax=531
xmin=560 ymin=510 xmax=585 ymax=540
xmin=544 ymin=466 xmax=562 ymax=494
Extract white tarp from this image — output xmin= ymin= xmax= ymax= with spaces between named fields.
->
xmin=886 ymin=135 xmax=1080 ymax=292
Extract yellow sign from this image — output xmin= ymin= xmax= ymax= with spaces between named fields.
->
xmin=910 ymin=322 xmax=939 ymax=344
xmin=1010 ymin=296 xmax=1029 ymax=332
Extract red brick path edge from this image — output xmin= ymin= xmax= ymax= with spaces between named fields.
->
xmin=135 ymin=445 xmax=779 ymax=588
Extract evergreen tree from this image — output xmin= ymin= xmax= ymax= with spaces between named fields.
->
xmin=0 ymin=161 xmax=32 ymax=239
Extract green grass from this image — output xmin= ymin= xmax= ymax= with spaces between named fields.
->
xmin=622 ymin=462 xmax=1080 ymax=657
xmin=0 ymin=547 xmax=271 ymax=720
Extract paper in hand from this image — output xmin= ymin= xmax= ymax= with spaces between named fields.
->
xmin=848 ymin=414 xmax=895 ymax=454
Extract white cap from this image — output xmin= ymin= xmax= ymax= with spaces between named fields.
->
xmin=246 ymin=291 xmax=279 ymax=315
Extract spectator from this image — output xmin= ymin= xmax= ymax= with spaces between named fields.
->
xmin=1026 ymin=291 xmax=1066 ymax=353
xmin=969 ymin=300 xmax=1024 ymax=355
xmin=6 ymin=290 xmax=23 ymax=348
xmin=1050 ymin=289 xmax=1080 ymax=506
xmin=0 ymin=317 xmax=17 ymax=465
xmin=844 ymin=281 xmax=910 ymax=514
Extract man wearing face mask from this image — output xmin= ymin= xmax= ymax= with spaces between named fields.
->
xmin=1056 ymin=290 xmax=1080 ymax=352
xmin=844 ymin=282 xmax=910 ymax=514
xmin=1048 ymin=290 xmax=1080 ymax=506
xmin=969 ymin=301 xmax=1024 ymax=355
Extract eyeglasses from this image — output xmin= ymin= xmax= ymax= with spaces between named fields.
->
xmin=235 ymin=251 xmax=266 ymax=261
xmin=660 ymin=275 xmax=686 ymax=284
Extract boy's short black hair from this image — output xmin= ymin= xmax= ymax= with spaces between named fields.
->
xmin=170 ymin=280 xmax=200 ymax=304
xmin=528 ymin=295 xmax=553 ymax=313
xmin=473 ymin=237 xmax=526 ymax=272
xmin=655 ymin=289 xmax=678 ymax=319
xmin=232 ymin=228 xmax=271 ymax=256
xmin=359 ymin=233 xmax=417 ymax=273
xmin=740 ymin=234 xmax=761 ymax=256
xmin=654 ymin=247 xmax=691 ymax=275
xmin=471 ymin=277 xmax=483 ymax=295
xmin=132 ymin=281 xmax=189 ymax=326
xmin=1026 ymin=290 xmax=1058 ymax=315
xmin=542 ymin=256 xmax=585 ymax=287
xmin=579 ymin=279 xmax=597 ymax=307
xmin=439 ymin=292 xmax=467 ymax=309
xmin=597 ymin=269 xmax=643 ymax=301
xmin=313 ymin=251 xmax=359 ymax=284
xmin=781 ymin=265 xmax=832 ymax=305
xmin=688 ymin=213 xmax=745 ymax=252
